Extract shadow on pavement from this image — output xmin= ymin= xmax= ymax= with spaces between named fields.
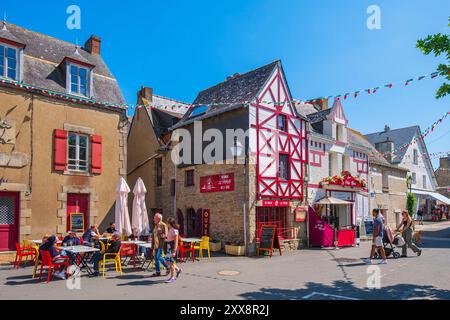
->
xmin=239 ymin=280 xmax=450 ymax=300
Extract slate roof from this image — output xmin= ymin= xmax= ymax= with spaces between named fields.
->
xmin=143 ymin=94 xmax=188 ymax=139
xmin=0 ymin=22 xmax=124 ymax=106
xmin=364 ymin=125 xmax=420 ymax=164
xmin=172 ymin=61 xmax=281 ymax=129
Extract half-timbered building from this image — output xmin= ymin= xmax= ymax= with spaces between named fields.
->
xmin=130 ymin=60 xmax=309 ymax=253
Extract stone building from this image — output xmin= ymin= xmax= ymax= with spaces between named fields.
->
xmin=360 ymin=133 xmax=409 ymax=229
xmin=296 ymin=99 xmax=370 ymax=247
xmin=0 ymin=22 xmax=127 ymax=251
xmin=365 ymin=125 xmax=450 ymax=218
xmin=434 ymin=156 xmax=450 ymax=205
xmin=128 ymin=61 xmax=309 ymax=253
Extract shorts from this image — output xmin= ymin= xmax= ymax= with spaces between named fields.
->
xmin=375 ymin=236 xmax=383 ymax=247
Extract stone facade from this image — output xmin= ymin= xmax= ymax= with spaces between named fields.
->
xmin=435 ymin=156 xmax=450 ymax=200
xmin=368 ymin=162 xmax=408 ymax=228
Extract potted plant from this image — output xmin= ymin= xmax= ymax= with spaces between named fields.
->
xmin=209 ymin=239 xmax=222 ymax=252
xmin=225 ymin=241 xmax=246 ymax=256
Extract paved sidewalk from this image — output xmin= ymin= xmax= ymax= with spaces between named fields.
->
xmin=1 ymin=222 xmax=449 ymax=300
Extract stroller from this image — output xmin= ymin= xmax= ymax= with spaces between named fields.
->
xmin=374 ymin=226 xmax=405 ymax=259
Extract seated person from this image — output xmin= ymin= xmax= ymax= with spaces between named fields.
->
xmin=106 ymin=222 xmax=117 ymax=234
xmin=39 ymin=235 xmax=68 ymax=279
xmin=91 ymin=232 xmax=122 ymax=277
xmin=82 ymin=225 xmax=100 ymax=246
xmin=62 ymin=230 xmax=81 ymax=246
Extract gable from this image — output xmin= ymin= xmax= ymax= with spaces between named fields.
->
xmin=327 ymin=99 xmax=348 ymax=125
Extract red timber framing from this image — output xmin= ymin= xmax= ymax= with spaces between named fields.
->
xmin=251 ymin=66 xmax=308 ymax=200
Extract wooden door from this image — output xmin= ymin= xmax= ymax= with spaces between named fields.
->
xmin=67 ymin=194 xmax=89 ymax=232
xmin=0 ymin=192 xmax=19 ymax=251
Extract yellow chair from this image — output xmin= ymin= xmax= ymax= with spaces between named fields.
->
xmin=23 ymin=239 xmax=32 ymax=250
xmin=193 ymin=236 xmax=211 ymax=260
xmin=100 ymin=245 xmax=123 ymax=278
xmin=31 ymin=245 xmax=40 ymax=279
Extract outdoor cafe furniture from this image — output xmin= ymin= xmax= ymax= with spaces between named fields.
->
xmin=59 ymin=245 xmax=100 ymax=276
xmin=192 ymin=236 xmax=211 ymax=260
xmin=180 ymin=237 xmax=203 ymax=262
xmin=14 ymin=242 xmax=36 ymax=269
xmin=178 ymin=240 xmax=195 ymax=263
xmin=38 ymin=250 xmax=70 ymax=283
xmin=101 ymin=245 xmax=123 ymax=278
xmin=120 ymin=243 xmax=138 ymax=270
xmin=136 ymin=242 xmax=153 ymax=270
xmin=31 ymin=245 xmax=40 ymax=279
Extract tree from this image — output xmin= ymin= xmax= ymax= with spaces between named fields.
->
xmin=406 ymin=192 xmax=417 ymax=217
xmin=416 ymin=17 xmax=450 ymax=99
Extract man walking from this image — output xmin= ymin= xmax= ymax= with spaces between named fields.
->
xmin=363 ymin=209 xmax=387 ymax=265
xmin=151 ymin=213 xmax=169 ymax=277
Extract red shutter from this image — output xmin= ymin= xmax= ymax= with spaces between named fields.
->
xmin=54 ymin=129 xmax=68 ymax=171
xmin=91 ymin=135 xmax=102 ymax=174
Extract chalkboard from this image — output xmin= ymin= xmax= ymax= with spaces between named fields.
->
xmin=257 ymin=225 xmax=282 ymax=257
xmin=69 ymin=213 xmax=85 ymax=232
xmin=364 ymin=220 xmax=374 ymax=236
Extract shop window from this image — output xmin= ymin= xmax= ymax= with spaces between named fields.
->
xmin=256 ymin=207 xmax=289 ymax=239
xmin=279 ymin=154 xmax=290 ymax=180
xmin=156 ymin=158 xmax=162 ymax=186
xmin=278 ymin=114 xmax=287 ymax=132
xmin=67 ymin=133 xmax=89 ymax=172
xmin=185 ymin=170 xmax=195 ymax=186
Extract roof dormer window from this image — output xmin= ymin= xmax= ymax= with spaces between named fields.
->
xmin=0 ymin=44 xmax=18 ymax=80
xmin=61 ymin=53 xmax=94 ymax=98
xmin=69 ymin=64 xmax=88 ymax=96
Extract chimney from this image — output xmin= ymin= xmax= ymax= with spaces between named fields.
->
xmin=384 ymin=125 xmax=390 ymax=132
xmin=137 ymin=86 xmax=153 ymax=105
xmin=85 ymin=35 xmax=101 ymax=55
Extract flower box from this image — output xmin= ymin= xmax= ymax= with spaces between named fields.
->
xmin=209 ymin=241 xmax=222 ymax=252
xmin=225 ymin=244 xmax=246 ymax=256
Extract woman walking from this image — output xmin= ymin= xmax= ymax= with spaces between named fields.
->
xmin=396 ymin=211 xmax=422 ymax=257
xmin=165 ymin=217 xmax=182 ymax=283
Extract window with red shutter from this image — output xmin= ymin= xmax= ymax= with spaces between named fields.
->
xmin=54 ymin=129 xmax=68 ymax=171
xmin=91 ymin=135 xmax=102 ymax=174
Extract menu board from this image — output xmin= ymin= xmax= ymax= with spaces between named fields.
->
xmin=257 ymin=225 xmax=282 ymax=257
xmin=69 ymin=213 xmax=85 ymax=232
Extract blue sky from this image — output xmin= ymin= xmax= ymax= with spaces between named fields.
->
xmin=1 ymin=0 xmax=449 ymax=168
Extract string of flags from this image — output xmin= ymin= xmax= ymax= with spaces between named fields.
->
xmin=301 ymin=71 xmax=441 ymax=104
xmin=428 ymin=151 xmax=450 ymax=159
xmin=371 ymin=111 xmax=450 ymax=158
xmin=0 ymin=70 xmax=443 ymax=111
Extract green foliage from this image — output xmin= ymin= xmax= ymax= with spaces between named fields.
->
xmin=406 ymin=192 xmax=417 ymax=217
xmin=416 ymin=17 xmax=450 ymax=99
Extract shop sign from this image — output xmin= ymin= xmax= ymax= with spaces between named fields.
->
xmin=200 ymin=173 xmax=234 ymax=193
xmin=331 ymin=191 xmax=353 ymax=202
xmin=202 ymin=209 xmax=210 ymax=236
xmin=261 ymin=200 xmax=290 ymax=207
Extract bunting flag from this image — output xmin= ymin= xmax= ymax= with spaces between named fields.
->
xmin=371 ymin=111 xmax=450 ymax=158
xmin=0 ymin=70 xmax=444 ymax=111
xmin=302 ymin=71 xmax=441 ymax=104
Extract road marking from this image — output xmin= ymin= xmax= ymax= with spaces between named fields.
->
xmin=302 ymin=291 xmax=359 ymax=300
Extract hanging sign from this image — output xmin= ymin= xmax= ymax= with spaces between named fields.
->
xmin=294 ymin=207 xmax=307 ymax=222
xmin=200 ymin=173 xmax=234 ymax=193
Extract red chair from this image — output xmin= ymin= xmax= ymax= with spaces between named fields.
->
xmin=14 ymin=242 xmax=36 ymax=269
xmin=178 ymin=240 xmax=195 ymax=263
xmin=120 ymin=243 xmax=137 ymax=270
xmin=78 ymin=237 xmax=84 ymax=245
xmin=38 ymin=250 xmax=70 ymax=283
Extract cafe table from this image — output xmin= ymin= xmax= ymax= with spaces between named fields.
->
xmin=136 ymin=242 xmax=153 ymax=270
xmin=31 ymin=239 xmax=62 ymax=245
xmin=58 ymin=245 xmax=100 ymax=276
xmin=180 ymin=237 xmax=202 ymax=243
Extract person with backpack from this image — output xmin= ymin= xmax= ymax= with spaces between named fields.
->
xmin=396 ymin=210 xmax=422 ymax=257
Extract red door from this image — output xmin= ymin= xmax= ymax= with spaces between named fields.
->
xmin=0 ymin=192 xmax=19 ymax=251
xmin=67 ymin=194 xmax=89 ymax=232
